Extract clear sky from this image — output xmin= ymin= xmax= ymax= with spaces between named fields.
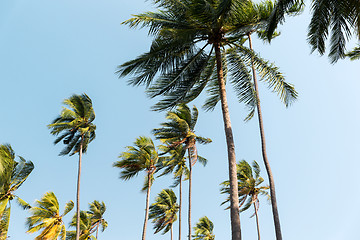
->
xmin=1 ymin=0 xmax=360 ymax=239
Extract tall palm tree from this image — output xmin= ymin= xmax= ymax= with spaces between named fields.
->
xmin=113 ymin=136 xmax=160 ymax=240
xmin=149 ymin=189 xmax=179 ymax=240
xmin=66 ymin=211 xmax=96 ymax=240
xmin=118 ymin=1 xmax=296 ymax=239
xmin=26 ymin=192 xmax=74 ymax=240
xmin=158 ymin=144 xmax=189 ymax=240
xmin=192 ymin=216 xmax=215 ymax=240
xmin=48 ymin=93 xmax=96 ymax=240
xmin=87 ymin=200 xmax=108 ymax=239
xmin=0 ymin=144 xmax=33 ymax=240
xmin=153 ymin=104 xmax=211 ymax=240
xmin=220 ymin=160 xmax=269 ymax=240
xmin=268 ymin=0 xmax=360 ymax=63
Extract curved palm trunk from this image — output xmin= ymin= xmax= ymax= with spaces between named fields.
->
xmin=253 ymin=201 xmax=260 ymax=240
xmin=187 ymin=148 xmax=192 ymax=240
xmin=214 ymin=42 xmax=241 ymax=240
xmin=179 ymin=175 xmax=182 ymax=240
xmin=248 ymin=34 xmax=282 ymax=240
xmin=75 ymin=136 xmax=84 ymax=240
xmin=96 ymin=223 xmax=99 ymax=239
xmin=142 ymin=173 xmax=151 ymax=240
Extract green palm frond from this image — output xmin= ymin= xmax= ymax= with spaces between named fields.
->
xmin=346 ymin=45 xmax=360 ymax=60
xmin=27 ymin=192 xmax=72 ymax=240
xmin=149 ymin=189 xmax=179 ymax=235
xmin=48 ymin=93 xmax=96 ymax=156
xmin=220 ymin=160 xmax=269 ymax=213
xmin=114 ymin=136 xmax=159 ymax=190
xmin=0 ymin=206 xmax=10 ymax=240
xmin=192 ymin=216 xmax=215 ymax=240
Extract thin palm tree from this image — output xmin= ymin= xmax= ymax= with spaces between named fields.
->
xmin=153 ymin=104 xmax=211 ymax=240
xmin=113 ymin=136 xmax=160 ymax=240
xmin=220 ymin=160 xmax=269 ymax=240
xmin=48 ymin=93 xmax=96 ymax=240
xmin=158 ymin=144 xmax=189 ymax=240
xmin=149 ymin=189 xmax=179 ymax=240
xmin=0 ymin=144 xmax=33 ymax=240
xmin=66 ymin=211 xmax=96 ymax=240
xmin=192 ymin=216 xmax=215 ymax=240
xmin=118 ymin=1 xmax=296 ymax=239
xmin=26 ymin=192 xmax=74 ymax=240
xmin=268 ymin=0 xmax=360 ymax=63
xmin=87 ymin=200 xmax=108 ymax=239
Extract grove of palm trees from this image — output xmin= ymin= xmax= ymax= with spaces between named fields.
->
xmin=1 ymin=0 xmax=360 ymax=239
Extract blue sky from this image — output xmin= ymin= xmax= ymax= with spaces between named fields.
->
xmin=1 ymin=0 xmax=360 ymax=239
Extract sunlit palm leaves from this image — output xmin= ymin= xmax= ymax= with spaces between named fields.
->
xmin=192 ymin=216 xmax=215 ymax=240
xmin=48 ymin=93 xmax=96 ymax=156
xmin=149 ymin=189 xmax=179 ymax=237
xmin=66 ymin=211 xmax=96 ymax=240
xmin=26 ymin=192 xmax=74 ymax=240
xmin=113 ymin=136 xmax=160 ymax=240
xmin=0 ymin=144 xmax=33 ymax=240
xmin=87 ymin=200 xmax=108 ymax=239
xmin=118 ymin=0 xmax=297 ymax=112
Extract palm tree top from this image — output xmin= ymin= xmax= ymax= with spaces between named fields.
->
xmin=192 ymin=216 xmax=215 ymax=240
xmin=149 ymin=188 xmax=179 ymax=235
xmin=118 ymin=0 xmax=297 ymax=113
xmin=48 ymin=93 xmax=96 ymax=156
xmin=114 ymin=136 xmax=160 ymax=190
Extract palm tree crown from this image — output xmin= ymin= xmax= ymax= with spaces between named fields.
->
xmin=26 ymin=192 xmax=74 ymax=240
xmin=48 ymin=93 xmax=96 ymax=156
xmin=0 ymin=144 xmax=33 ymax=239
xmin=192 ymin=216 xmax=215 ymax=240
xmin=87 ymin=200 xmax=108 ymax=239
xmin=66 ymin=211 xmax=96 ymax=240
xmin=149 ymin=189 xmax=179 ymax=236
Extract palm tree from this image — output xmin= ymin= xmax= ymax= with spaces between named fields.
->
xmin=26 ymin=192 xmax=74 ymax=240
xmin=87 ymin=200 xmax=108 ymax=239
xmin=48 ymin=93 xmax=96 ymax=240
xmin=0 ymin=144 xmax=33 ymax=240
xmin=268 ymin=0 xmax=360 ymax=63
xmin=220 ymin=160 xmax=269 ymax=240
xmin=192 ymin=216 xmax=215 ymax=240
xmin=158 ymin=144 xmax=189 ymax=240
xmin=66 ymin=211 xmax=96 ymax=240
xmin=153 ymin=104 xmax=211 ymax=240
xmin=118 ymin=1 xmax=296 ymax=239
xmin=149 ymin=189 xmax=179 ymax=240
xmin=113 ymin=136 xmax=160 ymax=240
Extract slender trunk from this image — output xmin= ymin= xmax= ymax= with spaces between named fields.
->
xmin=171 ymin=224 xmax=174 ymax=240
xmin=96 ymin=222 xmax=99 ymax=239
xmin=248 ymin=34 xmax=282 ymax=240
xmin=179 ymin=175 xmax=182 ymax=240
xmin=75 ymin=136 xmax=84 ymax=240
xmin=214 ymin=42 xmax=241 ymax=240
xmin=187 ymin=148 xmax=192 ymax=240
xmin=253 ymin=201 xmax=260 ymax=240
xmin=142 ymin=173 xmax=151 ymax=240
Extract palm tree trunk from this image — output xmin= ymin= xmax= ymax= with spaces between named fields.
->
xmin=179 ymin=175 xmax=182 ymax=240
xmin=75 ymin=136 xmax=84 ymax=240
xmin=142 ymin=173 xmax=151 ymax=240
xmin=171 ymin=224 xmax=174 ymax=240
xmin=214 ymin=42 xmax=241 ymax=240
xmin=248 ymin=34 xmax=282 ymax=240
xmin=96 ymin=223 xmax=99 ymax=239
xmin=187 ymin=148 xmax=192 ymax=240
xmin=253 ymin=201 xmax=260 ymax=240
